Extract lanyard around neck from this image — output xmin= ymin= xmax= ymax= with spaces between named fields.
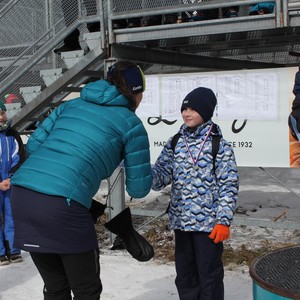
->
xmin=183 ymin=124 xmax=213 ymax=166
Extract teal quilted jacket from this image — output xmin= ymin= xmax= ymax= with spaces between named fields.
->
xmin=12 ymin=80 xmax=152 ymax=208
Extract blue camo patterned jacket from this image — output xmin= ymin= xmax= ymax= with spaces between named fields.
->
xmin=152 ymin=120 xmax=239 ymax=232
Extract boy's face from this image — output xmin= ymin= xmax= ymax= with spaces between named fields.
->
xmin=182 ymin=107 xmax=204 ymax=128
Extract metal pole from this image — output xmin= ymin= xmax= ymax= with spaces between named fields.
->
xmin=97 ymin=0 xmax=106 ymax=49
xmin=107 ymin=166 xmax=125 ymax=243
xmin=275 ymin=0 xmax=281 ymax=27
xmin=47 ymin=0 xmax=57 ymax=69
xmin=259 ymin=167 xmax=300 ymax=199
xmin=282 ymin=0 xmax=288 ymax=27
xmin=107 ymin=0 xmax=115 ymax=44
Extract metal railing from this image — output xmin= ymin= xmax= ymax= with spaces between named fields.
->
xmin=0 ymin=0 xmax=299 ymax=124
xmin=108 ymin=0 xmax=282 ymax=44
xmin=109 ymin=0 xmax=280 ymax=22
xmin=0 ymin=0 xmax=298 ymax=106
xmin=0 ymin=0 xmax=103 ymax=107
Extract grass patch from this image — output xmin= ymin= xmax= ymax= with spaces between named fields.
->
xmin=96 ymin=213 xmax=298 ymax=267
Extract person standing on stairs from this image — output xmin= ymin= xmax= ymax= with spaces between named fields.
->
xmin=54 ymin=0 xmax=101 ymax=53
xmin=0 ymin=101 xmax=25 ymax=266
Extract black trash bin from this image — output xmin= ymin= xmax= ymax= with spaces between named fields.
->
xmin=249 ymin=245 xmax=300 ymax=300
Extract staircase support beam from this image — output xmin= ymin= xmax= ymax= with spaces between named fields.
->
xmin=111 ymin=43 xmax=284 ymax=70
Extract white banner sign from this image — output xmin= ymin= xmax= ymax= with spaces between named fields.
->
xmin=137 ymin=67 xmax=297 ymax=167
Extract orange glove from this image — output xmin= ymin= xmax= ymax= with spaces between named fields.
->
xmin=209 ymin=224 xmax=230 ymax=244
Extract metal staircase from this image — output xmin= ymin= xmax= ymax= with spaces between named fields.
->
xmin=0 ymin=0 xmax=106 ymax=134
xmin=1 ymin=0 xmax=300 ymax=135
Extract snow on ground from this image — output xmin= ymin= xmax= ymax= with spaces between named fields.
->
xmin=0 ymin=250 xmax=252 ymax=300
xmin=1 ymin=167 xmax=300 ymax=299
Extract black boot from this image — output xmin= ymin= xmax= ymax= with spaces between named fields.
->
xmin=105 ymin=207 xmax=154 ymax=262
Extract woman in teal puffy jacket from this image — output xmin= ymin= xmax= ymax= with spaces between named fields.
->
xmin=10 ymin=61 xmax=152 ymax=300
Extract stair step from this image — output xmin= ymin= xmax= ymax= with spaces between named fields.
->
xmin=83 ymin=31 xmax=101 ymax=51
xmin=61 ymin=50 xmax=85 ymax=69
xmin=19 ymin=86 xmax=41 ymax=104
xmin=40 ymin=68 xmax=63 ymax=87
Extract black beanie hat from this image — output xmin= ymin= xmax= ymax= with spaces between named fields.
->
xmin=181 ymin=87 xmax=217 ymax=122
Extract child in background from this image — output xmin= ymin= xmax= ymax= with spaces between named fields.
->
xmin=151 ymin=87 xmax=239 ymax=300
xmin=0 ymin=101 xmax=25 ymax=265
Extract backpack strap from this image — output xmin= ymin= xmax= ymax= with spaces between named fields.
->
xmin=211 ymin=123 xmax=221 ymax=173
xmin=171 ymin=133 xmax=181 ymax=152
xmin=212 ymin=134 xmax=221 ymax=173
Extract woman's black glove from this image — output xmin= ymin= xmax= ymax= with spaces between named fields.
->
xmin=105 ymin=207 xmax=154 ymax=262
xmin=90 ymin=199 xmax=107 ymax=223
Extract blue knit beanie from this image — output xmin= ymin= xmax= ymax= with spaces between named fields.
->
xmin=181 ymin=87 xmax=217 ymax=122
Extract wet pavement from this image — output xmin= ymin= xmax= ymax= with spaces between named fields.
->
xmin=237 ymin=167 xmax=300 ymax=228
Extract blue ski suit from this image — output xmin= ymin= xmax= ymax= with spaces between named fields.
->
xmin=0 ymin=126 xmax=25 ymax=256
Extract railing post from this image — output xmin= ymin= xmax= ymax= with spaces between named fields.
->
xmin=107 ymin=0 xmax=115 ymax=44
xmin=282 ymin=0 xmax=289 ymax=27
xmin=104 ymin=57 xmax=123 ymax=244
xmin=47 ymin=0 xmax=58 ymax=69
xmin=97 ymin=0 xmax=106 ymax=49
xmin=275 ymin=0 xmax=282 ymax=27
xmin=107 ymin=166 xmax=126 ymax=244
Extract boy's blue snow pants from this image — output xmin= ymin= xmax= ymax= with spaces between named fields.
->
xmin=174 ymin=230 xmax=224 ymax=300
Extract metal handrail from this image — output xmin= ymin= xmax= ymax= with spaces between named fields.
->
xmin=0 ymin=17 xmax=101 ymax=97
xmin=288 ymin=1 xmax=300 ymax=10
xmin=109 ymin=0 xmax=278 ymax=18
xmin=0 ymin=0 xmax=104 ymax=104
xmin=0 ymin=0 xmax=20 ymax=18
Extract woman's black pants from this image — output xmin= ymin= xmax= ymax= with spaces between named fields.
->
xmin=30 ymin=249 xmax=102 ymax=300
